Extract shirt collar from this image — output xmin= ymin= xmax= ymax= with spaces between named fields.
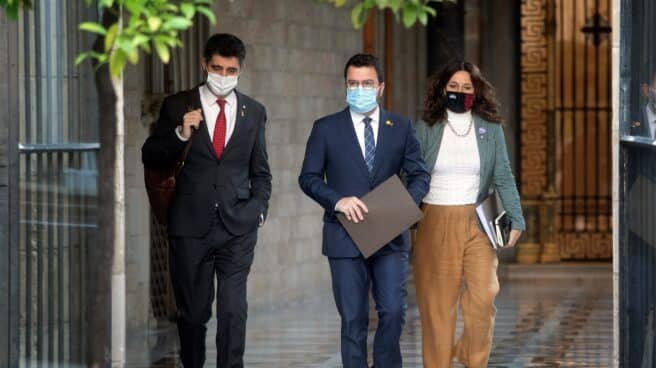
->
xmin=200 ymin=84 xmax=237 ymax=107
xmin=349 ymin=105 xmax=380 ymax=125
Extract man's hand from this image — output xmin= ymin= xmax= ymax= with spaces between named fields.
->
xmin=504 ymin=229 xmax=523 ymax=248
xmin=181 ymin=109 xmax=202 ymax=139
xmin=336 ymin=197 xmax=368 ymax=223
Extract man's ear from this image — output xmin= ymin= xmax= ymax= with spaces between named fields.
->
xmin=378 ymin=82 xmax=385 ymax=98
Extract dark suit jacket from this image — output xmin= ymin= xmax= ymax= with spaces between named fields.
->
xmin=298 ymin=107 xmax=430 ymax=258
xmin=142 ymin=85 xmax=271 ymax=237
xmin=631 ymin=104 xmax=655 ymax=138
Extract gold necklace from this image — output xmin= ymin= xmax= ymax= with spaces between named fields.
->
xmin=446 ymin=118 xmax=473 ymax=137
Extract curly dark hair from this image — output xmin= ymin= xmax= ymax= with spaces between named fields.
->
xmin=422 ymin=60 xmax=503 ymax=125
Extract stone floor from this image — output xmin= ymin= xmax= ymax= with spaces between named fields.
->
xmin=130 ymin=263 xmax=613 ymax=367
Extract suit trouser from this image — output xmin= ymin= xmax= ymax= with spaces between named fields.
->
xmin=169 ymin=214 xmax=257 ymax=368
xmin=413 ymin=204 xmax=499 ymax=368
xmin=328 ymin=250 xmax=409 ymax=368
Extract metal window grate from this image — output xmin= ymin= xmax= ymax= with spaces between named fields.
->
xmin=14 ymin=1 xmax=100 ymax=366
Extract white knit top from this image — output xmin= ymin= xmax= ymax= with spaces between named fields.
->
xmin=423 ymin=110 xmax=481 ymax=205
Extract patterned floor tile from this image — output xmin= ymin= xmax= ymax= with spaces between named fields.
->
xmin=127 ymin=263 xmax=613 ymax=367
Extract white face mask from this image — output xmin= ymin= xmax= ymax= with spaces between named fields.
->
xmin=206 ymin=72 xmax=239 ymax=97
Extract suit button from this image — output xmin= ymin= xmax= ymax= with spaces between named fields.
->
xmin=213 ymin=184 xmax=217 ymax=190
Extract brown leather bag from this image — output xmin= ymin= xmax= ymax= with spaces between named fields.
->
xmin=144 ymin=131 xmax=196 ymax=225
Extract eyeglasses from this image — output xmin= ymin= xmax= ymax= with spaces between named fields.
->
xmin=346 ymin=80 xmax=378 ymax=90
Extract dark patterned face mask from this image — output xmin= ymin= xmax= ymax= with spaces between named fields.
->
xmin=445 ymin=91 xmax=475 ymax=113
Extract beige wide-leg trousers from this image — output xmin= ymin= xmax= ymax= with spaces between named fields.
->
xmin=413 ymin=204 xmax=499 ymax=368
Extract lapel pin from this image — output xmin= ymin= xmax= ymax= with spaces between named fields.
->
xmin=478 ymin=126 xmax=486 ymax=139
xmin=386 ymin=120 xmax=393 ymax=126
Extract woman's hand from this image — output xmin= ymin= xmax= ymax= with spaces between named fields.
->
xmin=505 ymin=229 xmax=523 ymax=248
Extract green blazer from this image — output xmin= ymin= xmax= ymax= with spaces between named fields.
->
xmin=414 ymin=116 xmax=526 ymax=231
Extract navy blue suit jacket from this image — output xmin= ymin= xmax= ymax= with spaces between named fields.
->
xmin=299 ymin=107 xmax=430 ymax=258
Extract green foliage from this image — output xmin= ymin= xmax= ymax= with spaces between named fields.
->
xmin=0 ymin=0 xmax=31 ymax=20
xmin=324 ymin=0 xmax=454 ymax=29
xmin=76 ymin=0 xmax=216 ymax=78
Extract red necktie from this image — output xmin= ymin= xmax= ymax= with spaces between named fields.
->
xmin=213 ymin=99 xmax=227 ymax=159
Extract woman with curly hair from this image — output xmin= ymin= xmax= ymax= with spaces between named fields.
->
xmin=413 ymin=61 xmax=525 ymax=368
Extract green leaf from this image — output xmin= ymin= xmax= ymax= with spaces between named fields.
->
xmin=333 ymin=0 xmax=347 ymax=6
xmin=124 ymin=0 xmax=143 ymax=15
xmin=109 ymin=49 xmax=127 ymax=78
xmin=162 ymin=3 xmax=178 ymax=12
xmin=79 ymin=22 xmax=107 ymax=35
xmin=402 ymin=6 xmax=417 ymax=28
xmin=140 ymin=41 xmax=151 ymax=54
xmin=196 ymin=6 xmax=216 ymax=25
xmin=350 ymin=3 xmax=365 ymax=29
xmin=131 ymin=34 xmax=149 ymax=47
xmin=99 ymin=0 xmax=113 ymax=8
xmin=153 ymin=39 xmax=170 ymax=63
xmin=418 ymin=10 xmax=428 ymax=25
xmin=104 ymin=23 xmax=118 ymax=52
xmin=163 ymin=16 xmax=192 ymax=30
xmin=127 ymin=15 xmax=139 ymax=28
xmin=75 ymin=51 xmax=106 ymax=65
xmin=127 ymin=47 xmax=139 ymax=64
xmin=74 ymin=52 xmax=91 ymax=65
xmin=389 ymin=0 xmax=403 ymax=12
xmin=147 ymin=16 xmax=162 ymax=32
xmin=155 ymin=35 xmax=179 ymax=48
xmin=180 ymin=3 xmax=195 ymax=19
xmin=5 ymin=1 xmax=19 ymax=20
xmin=116 ymin=35 xmax=135 ymax=54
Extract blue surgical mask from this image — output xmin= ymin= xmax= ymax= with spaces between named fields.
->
xmin=346 ymin=88 xmax=379 ymax=114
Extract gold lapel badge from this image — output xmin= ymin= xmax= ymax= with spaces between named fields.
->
xmin=241 ymin=105 xmax=246 ymax=117
xmin=385 ymin=120 xmax=393 ymax=126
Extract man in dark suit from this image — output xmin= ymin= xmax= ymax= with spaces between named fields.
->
xmin=142 ymin=33 xmax=271 ymax=368
xmin=633 ymin=71 xmax=656 ymax=139
xmin=298 ymin=54 xmax=430 ymax=368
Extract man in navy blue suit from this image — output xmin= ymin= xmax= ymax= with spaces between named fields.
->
xmin=298 ymin=54 xmax=430 ymax=368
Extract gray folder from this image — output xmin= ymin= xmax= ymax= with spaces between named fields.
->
xmin=336 ymin=175 xmax=423 ymax=258
xmin=475 ymin=192 xmax=508 ymax=249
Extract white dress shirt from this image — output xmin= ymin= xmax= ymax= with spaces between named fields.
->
xmin=334 ymin=106 xmax=381 ymax=211
xmin=644 ymin=104 xmax=656 ymax=139
xmin=349 ymin=106 xmax=380 ymax=158
xmin=423 ymin=110 xmax=481 ymax=205
xmin=176 ymin=85 xmax=237 ymax=144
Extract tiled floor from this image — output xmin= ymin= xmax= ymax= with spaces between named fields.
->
xmin=132 ymin=263 xmax=613 ymax=367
